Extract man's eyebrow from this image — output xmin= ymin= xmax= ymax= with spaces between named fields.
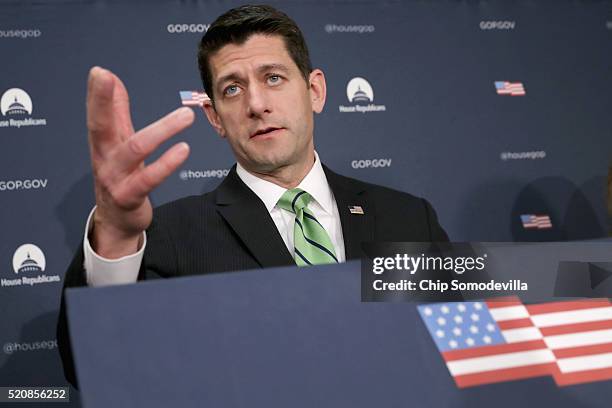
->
xmin=216 ymin=72 xmax=242 ymax=90
xmin=256 ymin=63 xmax=290 ymax=74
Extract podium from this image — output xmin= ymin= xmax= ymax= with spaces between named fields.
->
xmin=66 ymin=259 xmax=610 ymax=407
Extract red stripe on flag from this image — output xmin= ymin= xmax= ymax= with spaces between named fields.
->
xmin=540 ymin=319 xmax=612 ymax=336
xmin=454 ymin=363 xmax=557 ymax=388
xmin=442 ymin=339 xmax=547 ymax=361
xmin=553 ymin=367 xmax=612 ymax=386
xmin=497 ymin=318 xmax=534 ymax=330
xmin=526 ymin=299 xmax=611 ymax=315
xmin=486 ymin=297 xmax=523 ymax=308
xmin=553 ymin=342 xmax=612 ymax=359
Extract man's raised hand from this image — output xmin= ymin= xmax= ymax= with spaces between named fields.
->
xmin=87 ymin=67 xmax=194 ymax=258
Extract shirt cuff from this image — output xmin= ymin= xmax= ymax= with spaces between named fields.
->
xmin=83 ymin=206 xmax=146 ymax=287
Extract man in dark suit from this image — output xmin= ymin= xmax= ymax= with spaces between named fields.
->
xmin=58 ymin=4 xmax=448 ymax=387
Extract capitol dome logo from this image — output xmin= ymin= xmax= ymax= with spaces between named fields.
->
xmin=346 ymin=77 xmax=374 ymax=103
xmin=0 ymin=88 xmax=47 ymax=129
xmin=339 ymin=76 xmax=386 ymax=114
xmin=12 ymin=244 xmax=46 ymax=274
xmin=2 ymin=243 xmax=60 ymax=288
xmin=1 ymin=88 xmax=32 ymax=116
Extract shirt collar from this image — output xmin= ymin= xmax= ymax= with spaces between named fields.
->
xmin=235 ymin=151 xmax=334 ymax=215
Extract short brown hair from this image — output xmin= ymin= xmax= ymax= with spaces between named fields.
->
xmin=197 ymin=4 xmax=313 ymax=100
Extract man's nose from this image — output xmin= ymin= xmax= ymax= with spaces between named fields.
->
xmin=246 ymin=82 xmax=271 ymax=117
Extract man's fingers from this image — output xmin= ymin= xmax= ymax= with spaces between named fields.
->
xmin=119 ymin=142 xmax=191 ymax=203
xmin=87 ymin=67 xmax=120 ymax=153
xmin=112 ymin=75 xmax=135 ymax=139
xmin=112 ymin=107 xmax=194 ymax=174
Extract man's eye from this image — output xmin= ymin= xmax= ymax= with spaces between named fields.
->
xmin=267 ymin=75 xmax=282 ymax=85
xmin=224 ymin=85 xmax=240 ymax=96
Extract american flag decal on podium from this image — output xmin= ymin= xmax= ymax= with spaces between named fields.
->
xmin=418 ymin=297 xmax=612 ymax=387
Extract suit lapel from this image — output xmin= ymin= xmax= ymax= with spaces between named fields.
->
xmin=215 ymin=167 xmax=295 ymax=268
xmin=323 ymin=166 xmax=375 ymax=260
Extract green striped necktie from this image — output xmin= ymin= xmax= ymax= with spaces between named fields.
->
xmin=277 ymin=188 xmax=339 ymax=266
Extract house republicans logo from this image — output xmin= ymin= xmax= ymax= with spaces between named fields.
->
xmin=0 ymin=88 xmax=47 ymax=128
xmin=1 ymin=243 xmax=60 ymax=288
xmin=339 ymin=77 xmax=386 ymax=113
xmin=347 ymin=77 xmax=374 ymax=103
xmin=12 ymin=244 xmax=45 ymax=274
xmin=1 ymin=88 xmax=32 ymax=115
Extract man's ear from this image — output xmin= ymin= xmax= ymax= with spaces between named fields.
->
xmin=202 ymin=99 xmax=226 ymax=138
xmin=308 ymin=69 xmax=326 ymax=114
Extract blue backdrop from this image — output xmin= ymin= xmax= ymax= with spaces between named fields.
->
xmin=1 ymin=0 xmax=611 ymax=405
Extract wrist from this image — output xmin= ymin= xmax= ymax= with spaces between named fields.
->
xmin=90 ymin=212 xmax=144 ymax=259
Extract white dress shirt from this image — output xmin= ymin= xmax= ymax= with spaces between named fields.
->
xmin=83 ymin=151 xmax=345 ymax=286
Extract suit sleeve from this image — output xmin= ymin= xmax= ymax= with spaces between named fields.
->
xmin=422 ymin=198 xmax=450 ymax=242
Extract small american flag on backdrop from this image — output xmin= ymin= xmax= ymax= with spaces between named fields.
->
xmin=418 ymin=297 xmax=612 ymax=388
xmin=179 ymin=90 xmax=209 ymax=107
xmin=495 ymin=81 xmax=526 ymax=96
xmin=521 ymin=214 xmax=552 ymax=229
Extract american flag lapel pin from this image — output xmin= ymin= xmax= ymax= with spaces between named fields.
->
xmin=348 ymin=205 xmax=364 ymax=215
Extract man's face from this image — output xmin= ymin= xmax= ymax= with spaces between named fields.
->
xmin=203 ymin=34 xmax=326 ymax=174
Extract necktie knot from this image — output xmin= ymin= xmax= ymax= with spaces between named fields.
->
xmin=277 ymin=188 xmax=311 ymax=214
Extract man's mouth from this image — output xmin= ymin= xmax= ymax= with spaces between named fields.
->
xmin=250 ymin=127 xmax=284 ymax=138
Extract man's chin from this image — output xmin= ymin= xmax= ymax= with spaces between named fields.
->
xmin=238 ymin=144 xmax=312 ymax=175
xmin=249 ymin=158 xmax=291 ymax=174
xmin=242 ymin=151 xmax=298 ymax=173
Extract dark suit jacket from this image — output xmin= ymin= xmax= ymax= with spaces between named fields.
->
xmin=57 ymin=165 xmax=448 ymax=387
